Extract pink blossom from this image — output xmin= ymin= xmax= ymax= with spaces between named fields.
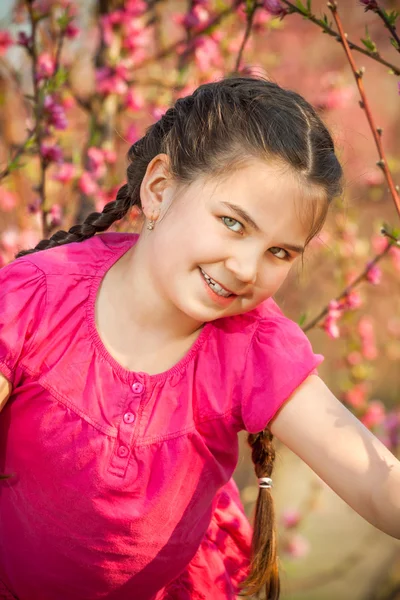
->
xmin=358 ymin=316 xmax=374 ymax=338
xmin=175 ymin=5 xmax=211 ymax=30
xmin=46 ymin=204 xmax=62 ymax=228
xmin=365 ymin=263 xmax=382 ymax=285
xmin=87 ymin=147 xmax=106 ymax=179
xmin=52 ymin=162 xmax=77 ymax=183
xmin=371 ymin=234 xmax=389 ymax=254
xmin=95 ymin=67 xmax=128 ymax=96
xmin=17 ymin=31 xmax=32 ymax=48
xmin=327 ymin=299 xmax=342 ymax=319
xmin=263 ymin=0 xmax=288 ymax=18
xmin=100 ymin=15 xmax=115 ymax=47
xmin=361 ymin=400 xmax=386 ymax=429
xmin=124 ymin=124 xmax=140 ymax=144
xmin=102 ymin=149 xmax=117 ymax=164
xmin=78 ymin=171 xmax=98 ymax=196
xmin=36 ymin=52 xmax=56 ymax=81
xmin=0 ymin=31 xmax=13 ymax=56
xmin=281 ymin=508 xmax=301 ymax=529
xmin=60 ymin=94 xmax=75 ymax=109
xmin=0 ymin=188 xmax=17 ymax=212
xmin=344 ymin=383 xmax=367 ymax=409
xmin=124 ymin=0 xmax=147 ymax=16
xmin=44 ymin=95 xmax=68 ymax=130
xmin=323 ymin=316 xmax=340 ymax=339
xmin=65 ymin=23 xmax=80 ymax=39
xmin=192 ymin=36 xmax=222 ymax=72
xmin=40 ymin=142 xmax=63 ymax=164
xmin=125 ymin=88 xmax=145 ymax=111
xmin=1 ymin=228 xmax=19 ymax=253
xmin=283 ymin=534 xmax=310 ymax=559
xmin=345 ymin=290 xmax=362 ymax=309
xmin=315 ymin=86 xmax=353 ymax=111
xmin=362 ymin=170 xmax=384 ymax=186
xmin=346 ymin=351 xmax=362 ymax=366
xmin=27 ymin=197 xmax=41 ymax=214
xmin=122 ymin=22 xmax=151 ymax=53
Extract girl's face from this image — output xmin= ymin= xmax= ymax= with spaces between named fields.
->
xmin=141 ymin=156 xmax=324 ymax=325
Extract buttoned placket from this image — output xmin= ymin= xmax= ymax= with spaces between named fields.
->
xmin=108 ymin=377 xmax=145 ymax=477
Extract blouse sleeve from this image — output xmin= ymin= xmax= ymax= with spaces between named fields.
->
xmin=240 ymin=304 xmax=324 ymax=433
xmin=0 ymin=259 xmax=47 ymax=386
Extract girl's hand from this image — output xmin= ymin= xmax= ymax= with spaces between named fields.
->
xmin=269 ymin=374 xmax=400 ymax=539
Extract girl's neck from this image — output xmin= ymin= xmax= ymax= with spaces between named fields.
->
xmin=112 ymin=237 xmax=205 ymax=344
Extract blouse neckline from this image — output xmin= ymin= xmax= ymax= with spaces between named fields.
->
xmin=86 ymin=233 xmax=214 ymax=385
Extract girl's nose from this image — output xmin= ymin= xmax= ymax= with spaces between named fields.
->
xmin=225 ymin=255 xmax=258 ymax=285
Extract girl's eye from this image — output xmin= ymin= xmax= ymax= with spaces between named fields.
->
xmin=270 ymin=247 xmax=290 ymax=260
xmin=221 ymin=216 xmax=244 ymax=234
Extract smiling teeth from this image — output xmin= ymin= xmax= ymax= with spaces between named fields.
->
xmin=200 ymin=269 xmax=232 ymax=298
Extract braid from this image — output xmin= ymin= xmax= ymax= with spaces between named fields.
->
xmin=238 ymin=428 xmax=280 ymax=599
xmin=15 ymin=183 xmax=132 ymax=259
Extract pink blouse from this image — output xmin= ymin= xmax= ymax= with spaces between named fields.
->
xmin=0 ymin=232 xmax=323 ymax=599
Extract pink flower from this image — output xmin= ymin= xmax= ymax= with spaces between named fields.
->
xmin=176 ymin=5 xmax=211 ymax=30
xmin=0 ymin=31 xmax=13 ymax=56
xmin=87 ymin=147 xmax=106 ymax=179
xmin=78 ymin=171 xmax=98 ymax=196
xmin=362 ymin=170 xmax=384 ymax=186
xmin=365 ymin=263 xmax=382 ymax=285
xmin=125 ymin=88 xmax=145 ymax=111
xmin=46 ymin=203 xmax=62 ymax=228
xmin=371 ymin=234 xmax=389 ymax=254
xmin=52 ymin=162 xmax=77 ymax=183
xmin=346 ymin=351 xmax=362 ymax=366
xmin=36 ymin=52 xmax=56 ymax=81
xmin=344 ymin=383 xmax=367 ymax=409
xmin=315 ymin=86 xmax=353 ymax=111
xmin=40 ymin=142 xmax=63 ymax=164
xmin=323 ymin=316 xmax=340 ymax=339
xmin=124 ymin=0 xmax=147 ymax=16
xmin=281 ymin=508 xmax=301 ymax=529
xmin=95 ymin=67 xmax=128 ymax=96
xmin=17 ymin=31 xmax=32 ymax=48
xmin=1 ymin=228 xmax=19 ymax=253
xmin=65 ymin=23 xmax=80 ymax=39
xmin=263 ymin=0 xmax=288 ymax=18
xmin=283 ymin=534 xmax=310 ymax=559
xmin=361 ymin=400 xmax=386 ymax=429
xmin=0 ymin=188 xmax=17 ymax=211
xmin=345 ymin=290 xmax=362 ymax=309
xmin=102 ymin=149 xmax=117 ymax=164
xmin=44 ymin=95 xmax=68 ymax=130
xmin=360 ymin=0 xmax=379 ymax=11
xmin=124 ymin=124 xmax=139 ymax=144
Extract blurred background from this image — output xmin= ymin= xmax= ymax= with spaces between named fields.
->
xmin=0 ymin=1 xmax=399 ymax=598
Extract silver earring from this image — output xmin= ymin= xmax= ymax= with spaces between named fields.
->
xmin=147 ymin=220 xmax=155 ymax=231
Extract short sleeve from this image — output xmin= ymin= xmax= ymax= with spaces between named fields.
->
xmin=0 ymin=259 xmax=47 ymax=386
xmin=241 ymin=308 xmax=324 ymax=433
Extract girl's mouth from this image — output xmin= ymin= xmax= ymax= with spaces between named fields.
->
xmin=199 ymin=267 xmax=236 ymax=300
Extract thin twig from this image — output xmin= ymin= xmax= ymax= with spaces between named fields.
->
xmin=328 ymin=1 xmax=400 ymax=218
xmin=302 ymin=241 xmax=393 ymax=332
xmin=234 ymin=0 xmax=259 ymax=73
xmin=376 ymin=5 xmax=400 ymax=53
xmin=277 ymin=0 xmax=400 ymax=75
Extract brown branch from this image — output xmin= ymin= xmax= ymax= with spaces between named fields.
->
xmin=0 ymin=131 xmax=36 ymax=181
xmin=328 ymin=1 xmax=400 ymax=219
xmin=376 ymin=5 xmax=400 ymax=53
xmin=132 ymin=0 xmax=243 ymax=71
xmin=302 ymin=240 xmax=393 ymax=332
xmin=234 ymin=0 xmax=258 ymax=73
xmin=277 ymin=0 xmax=400 ymax=76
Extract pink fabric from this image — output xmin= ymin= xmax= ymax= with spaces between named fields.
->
xmin=0 ymin=233 xmax=324 ymax=599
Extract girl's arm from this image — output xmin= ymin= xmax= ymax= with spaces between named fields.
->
xmin=269 ymin=374 xmax=400 ymax=539
xmin=0 ymin=373 xmax=11 ymax=412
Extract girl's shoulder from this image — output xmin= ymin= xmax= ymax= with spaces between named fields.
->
xmin=14 ymin=232 xmax=136 ymax=277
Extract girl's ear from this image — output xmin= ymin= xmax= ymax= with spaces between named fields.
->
xmin=140 ymin=153 xmax=174 ymax=221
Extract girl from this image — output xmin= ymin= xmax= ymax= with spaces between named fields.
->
xmin=0 ymin=75 xmax=399 ymax=600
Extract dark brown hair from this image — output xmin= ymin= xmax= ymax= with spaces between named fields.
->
xmin=15 ymin=75 xmax=343 ymax=598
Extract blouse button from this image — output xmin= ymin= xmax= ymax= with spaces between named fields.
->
xmin=123 ymin=412 xmax=135 ymax=424
xmin=118 ymin=445 xmax=129 ymax=458
xmin=132 ymin=382 xmax=144 ymax=394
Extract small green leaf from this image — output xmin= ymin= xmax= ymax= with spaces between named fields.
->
xmin=360 ymin=26 xmax=377 ymax=53
xmin=390 ymin=37 xmax=400 ymax=51
xmin=307 ymin=0 xmax=312 ymax=12
xmin=384 ymin=9 xmax=399 ymax=28
xmin=295 ymin=0 xmax=307 ymax=14
xmin=298 ymin=313 xmax=307 ymax=327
